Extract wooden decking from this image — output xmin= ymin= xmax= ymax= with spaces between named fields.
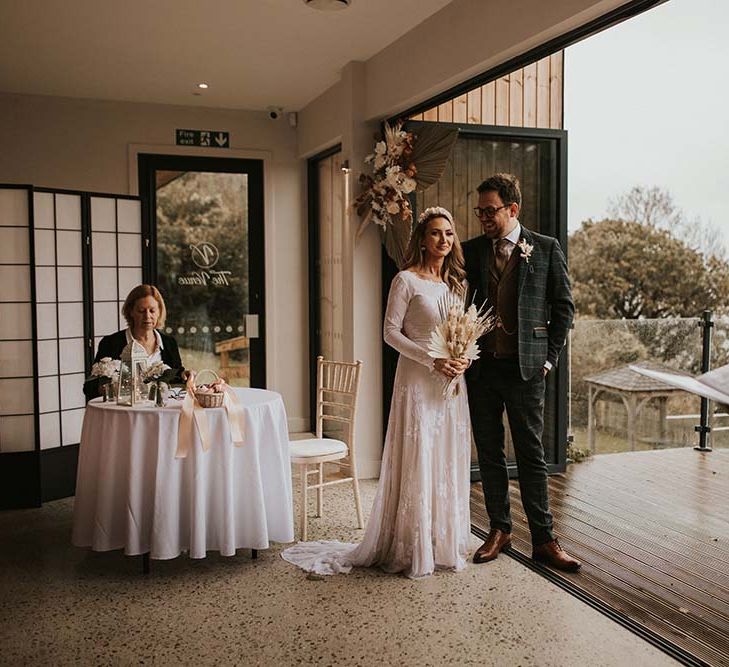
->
xmin=470 ymin=447 xmax=729 ymax=666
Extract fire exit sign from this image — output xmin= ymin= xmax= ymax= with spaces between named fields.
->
xmin=175 ymin=129 xmax=229 ymax=148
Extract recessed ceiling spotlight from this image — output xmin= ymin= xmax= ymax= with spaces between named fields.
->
xmin=197 ymin=83 xmax=209 ymax=89
xmin=303 ymin=0 xmax=352 ymax=11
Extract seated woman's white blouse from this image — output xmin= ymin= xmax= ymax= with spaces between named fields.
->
xmin=125 ymin=328 xmax=164 ymax=367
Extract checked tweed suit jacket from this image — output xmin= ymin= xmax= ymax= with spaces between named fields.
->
xmin=463 ymin=226 xmax=574 ymax=381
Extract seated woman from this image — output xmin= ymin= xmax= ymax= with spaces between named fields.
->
xmin=83 ymin=284 xmax=188 ymax=401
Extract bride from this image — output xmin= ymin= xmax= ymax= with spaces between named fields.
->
xmin=283 ymin=206 xmax=472 ymax=579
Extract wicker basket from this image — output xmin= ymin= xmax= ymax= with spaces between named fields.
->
xmin=193 ymin=369 xmax=225 ymax=408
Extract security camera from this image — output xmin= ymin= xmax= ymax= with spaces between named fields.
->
xmin=266 ymin=106 xmax=284 ymax=120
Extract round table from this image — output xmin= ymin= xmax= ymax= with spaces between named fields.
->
xmin=72 ymin=388 xmax=294 ymax=560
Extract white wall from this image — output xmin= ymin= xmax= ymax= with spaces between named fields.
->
xmin=0 ymin=93 xmax=309 ymax=431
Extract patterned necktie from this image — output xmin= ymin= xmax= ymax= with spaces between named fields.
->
xmin=494 ymin=238 xmax=511 ymax=275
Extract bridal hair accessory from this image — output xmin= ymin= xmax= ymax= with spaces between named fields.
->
xmin=427 ymin=291 xmax=496 ymax=398
xmin=517 ymin=238 xmax=534 ymax=263
xmin=417 ymin=206 xmax=453 ymax=226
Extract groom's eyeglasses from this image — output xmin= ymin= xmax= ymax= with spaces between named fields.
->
xmin=473 ymin=204 xmax=510 ymax=219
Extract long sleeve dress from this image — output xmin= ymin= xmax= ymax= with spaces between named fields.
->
xmin=282 ymin=271 xmax=472 ymax=579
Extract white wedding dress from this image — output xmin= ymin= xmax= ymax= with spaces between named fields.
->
xmin=282 ymin=270 xmax=472 ymax=579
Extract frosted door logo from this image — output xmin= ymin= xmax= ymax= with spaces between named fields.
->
xmin=190 ymin=242 xmax=219 ymax=269
xmin=178 ymin=242 xmax=232 ymax=287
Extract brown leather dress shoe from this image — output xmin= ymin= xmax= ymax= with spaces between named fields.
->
xmin=472 ymin=528 xmax=512 ymax=564
xmin=532 ymin=539 xmax=581 ymax=572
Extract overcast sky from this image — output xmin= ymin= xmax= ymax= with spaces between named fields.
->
xmin=564 ymin=0 xmax=728 ymax=250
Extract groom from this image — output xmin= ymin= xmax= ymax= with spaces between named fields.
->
xmin=463 ymin=173 xmax=580 ymax=572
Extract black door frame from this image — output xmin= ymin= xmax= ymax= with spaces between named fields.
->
xmin=381 ymin=122 xmax=568 ymax=479
xmin=138 ymin=153 xmax=266 ymax=389
xmin=306 ymin=144 xmax=343 ymax=432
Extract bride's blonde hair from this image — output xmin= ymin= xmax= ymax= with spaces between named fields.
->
xmin=402 ymin=207 xmax=466 ymax=296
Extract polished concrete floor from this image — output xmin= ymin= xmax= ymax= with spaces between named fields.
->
xmin=0 ymin=479 xmax=677 ymax=666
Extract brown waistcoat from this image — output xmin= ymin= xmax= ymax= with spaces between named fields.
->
xmin=484 ymin=245 xmax=519 ymax=357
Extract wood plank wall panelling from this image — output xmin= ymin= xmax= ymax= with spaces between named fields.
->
xmin=410 ymin=52 xmax=564 ymax=240
xmin=415 ymin=137 xmax=544 ymax=244
xmin=317 ymin=152 xmax=345 ymax=365
xmin=409 ymin=52 xmax=563 ymax=130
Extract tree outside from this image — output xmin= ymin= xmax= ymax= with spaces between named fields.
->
xmin=156 ymin=171 xmax=250 ymax=384
xmin=568 ymin=186 xmax=729 ymax=452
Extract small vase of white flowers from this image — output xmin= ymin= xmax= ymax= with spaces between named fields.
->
xmin=89 ymin=357 xmax=121 ymax=402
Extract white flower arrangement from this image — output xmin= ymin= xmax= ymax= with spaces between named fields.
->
xmin=357 ymin=122 xmax=417 ymax=230
xmin=143 ymin=361 xmax=171 ymax=382
xmin=427 ymin=292 xmax=496 ymax=398
xmin=90 ymin=357 xmax=120 ymax=380
xmin=517 ymin=239 xmax=534 ymax=263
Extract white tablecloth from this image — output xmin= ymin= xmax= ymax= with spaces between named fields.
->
xmin=72 ymin=388 xmax=294 ymax=559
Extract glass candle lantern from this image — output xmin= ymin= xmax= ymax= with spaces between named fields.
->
xmin=117 ymin=340 xmax=148 ymax=406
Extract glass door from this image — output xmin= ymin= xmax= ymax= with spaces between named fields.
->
xmin=138 ymin=155 xmax=265 ymax=387
xmin=388 ymin=121 xmax=568 ymax=475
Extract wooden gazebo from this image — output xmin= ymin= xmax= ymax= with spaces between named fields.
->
xmin=583 ymin=361 xmax=688 ymax=452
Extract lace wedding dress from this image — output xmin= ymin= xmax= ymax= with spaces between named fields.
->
xmin=282 ymin=271 xmax=472 ymax=579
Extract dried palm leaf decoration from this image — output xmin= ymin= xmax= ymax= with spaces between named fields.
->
xmin=355 ymin=121 xmax=459 ymax=267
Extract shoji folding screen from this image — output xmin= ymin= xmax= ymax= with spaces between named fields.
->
xmin=0 ymin=185 xmax=142 ymax=509
xmin=89 ymin=196 xmax=143 ymax=351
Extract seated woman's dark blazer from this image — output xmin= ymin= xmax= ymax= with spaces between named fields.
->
xmin=83 ymin=329 xmax=186 ymax=401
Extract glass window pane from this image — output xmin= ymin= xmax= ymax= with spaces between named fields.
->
xmin=156 ymin=171 xmax=250 ymax=386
